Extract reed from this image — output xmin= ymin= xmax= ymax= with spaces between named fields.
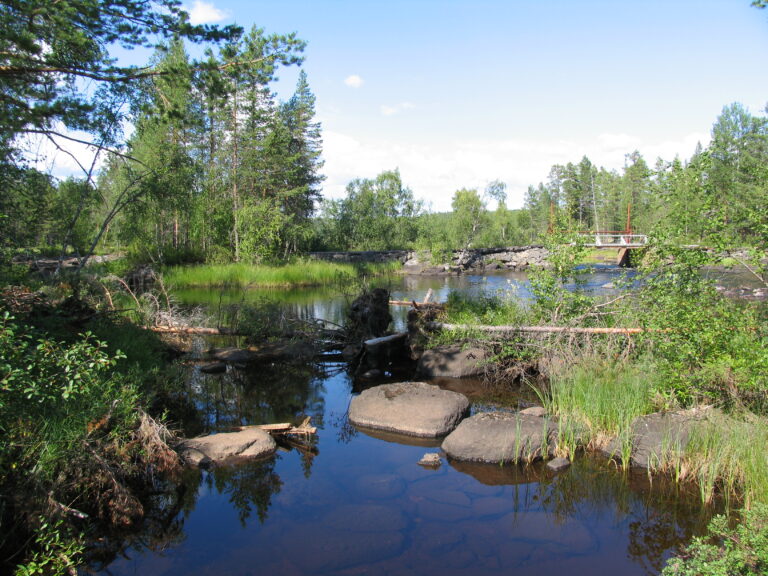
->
xmin=683 ymin=412 xmax=768 ymax=507
xmin=541 ymin=359 xmax=653 ymax=460
xmin=164 ymin=260 xmax=400 ymax=288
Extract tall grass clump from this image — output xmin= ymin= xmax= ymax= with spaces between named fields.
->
xmin=541 ymin=359 xmax=654 ymax=459
xmin=164 ymin=260 xmax=400 ymax=289
xmin=683 ymin=412 xmax=768 ymax=508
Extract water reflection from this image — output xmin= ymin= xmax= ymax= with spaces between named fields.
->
xmin=90 ymin=271 xmax=724 ymax=576
xmin=200 ymin=458 xmax=282 ymax=525
xmin=180 ymin=361 xmax=328 ymax=438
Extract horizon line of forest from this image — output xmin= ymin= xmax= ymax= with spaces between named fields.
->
xmin=2 ymin=26 xmax=766 ymax=268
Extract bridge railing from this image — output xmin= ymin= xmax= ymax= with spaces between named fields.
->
xmin=578 ymin=233 xmax=648 ymax=246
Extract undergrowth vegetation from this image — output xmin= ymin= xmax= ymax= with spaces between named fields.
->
xmin=0 ymin=292 xmax=180 ymax=575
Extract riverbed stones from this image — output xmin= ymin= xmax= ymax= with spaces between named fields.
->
xmin=417 ymin=345 xmax=488 ymax=378
xmin=442 ymin=412 xmax=555 ymax=464
xmin=177 ymin=427 xmax=276 ymax=467
xmin=349 ymin=382 xmax=470 ymax=437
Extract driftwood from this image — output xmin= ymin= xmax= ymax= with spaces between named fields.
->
xmin=426 ymin=322 xmax=647 ymax=335
xmin=243 ymin=417 xmax=317 ymax=437
xmin=389 ymin=288 xmax=443 ymax=308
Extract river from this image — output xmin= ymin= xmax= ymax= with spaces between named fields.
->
xmin=89 ymin=266 xmax=744 ymax=575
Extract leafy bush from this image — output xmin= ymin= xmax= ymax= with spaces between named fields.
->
xmin=625 ymin=245 xmax=768 ymax=411
xmin=663 ymin=504 xmax=768 ymax=576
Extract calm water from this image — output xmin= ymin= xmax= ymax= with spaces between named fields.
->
xmin=89 ymin=268 xmax=722 ymax=575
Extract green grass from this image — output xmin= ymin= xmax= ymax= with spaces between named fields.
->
xmin=540 ymin=358 xmax=654 ymax=460
xmin=542 ymin=357 xmax=768 ymax=508
xmin=683 ymin=412 xmax=768 ymax=507
xmin=164 ymin=260 xmax=401 ymax=289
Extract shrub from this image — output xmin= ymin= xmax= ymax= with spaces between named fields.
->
xmin=663 ymin=504 xmax=768 ymax=576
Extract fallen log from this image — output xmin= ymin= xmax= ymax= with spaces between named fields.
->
xmin=426 ymin=322 xmax=646 ymax=335
xmin=150 ymin=325 xmax=247 ymax=336
xmin=241 ymin=417 xmax=317 ymax=436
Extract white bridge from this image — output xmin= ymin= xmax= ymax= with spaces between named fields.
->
xmin=578 ymin=233 xmax=648 ymax=248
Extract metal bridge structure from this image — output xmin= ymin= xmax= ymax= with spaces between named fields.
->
xmin=575 ymin=231 xmax=649 ymax=266
xmin=577 ymin=232 xmax=649 ymax=248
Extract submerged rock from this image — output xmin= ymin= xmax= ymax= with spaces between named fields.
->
xmin=547 ymin=457 xmax=571 ymax=472
xmin=177 ymin=427 xmax=276 ymax=467
xmin=200 ymin=362 xmax=227 ymax=374
xmin=417 ymin=345 xmax=488 ymax=378
xmin=442 ymin=412 xmax=555 ymax=464
xmin=349 ymin=382 xmax=469 ymax=437
xmin=210 ymin=341 xmax=315 ymax=366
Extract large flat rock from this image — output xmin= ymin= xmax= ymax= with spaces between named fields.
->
xmin=417 ymin=345 xmax=488 ymax=378
xmin=349 ymin=382 xmax=469 ymax=437
xmin=442 ymin=412 xmax=555 ymax=464
xmin=177 ymin=427 xmax=276 ymax=467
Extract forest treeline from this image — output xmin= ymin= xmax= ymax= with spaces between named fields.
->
xmin=3 ymin=97 xmax=768 ymax=266
xmin=0 ymin=0 xmax=766 ymax=266
xmin=317 ymin=101 xmax=768 ymax=255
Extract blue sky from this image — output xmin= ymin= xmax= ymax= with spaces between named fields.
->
xmin=50 ymin=0 xmax=768 ymax=212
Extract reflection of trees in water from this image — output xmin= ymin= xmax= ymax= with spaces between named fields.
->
xmin=181 ymin=361 xmax=327 ymax=439
xmin=85 ymin=479 xmax=188 ymax=571
xmin=205 ymin=458 xmax=283 ymax=526
xmin=447 ymin=456 xmax=716 ymax=575
xmin=534 ymin=457 xmax=714 ymax=575
xmin=86 ymin=458 xmax=285 ymax=570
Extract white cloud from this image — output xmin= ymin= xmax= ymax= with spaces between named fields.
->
xmin=320 ymin=130 xmax=709 ymax=213
xmin=380 ymin=105 xmax=398 ymax=116
xmin=380 ymin=102 xmax=416 ymax=116
xmin=344 ymin=75 xmax=364 ymax=88
xmin=186 ymin=1 xmax=228 ymax=25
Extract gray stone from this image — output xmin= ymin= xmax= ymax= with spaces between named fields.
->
xmin=601 ymin=410 xmax=705 ymax=468
xmin=520 ymin=406 xmax=547 ymax=417
xmin=417 ymin=345 xmax=488 ymax=378
xmin=349 ymin=382 xmax=469 ymax=437
xmin=442 ymin=412 xmax=555 ymax=464
xmin=546 ymin=457 xmax=571 ymax=472
xmin=177 ymin=427 xmax=276 ymax=466
xmin=418 ymin=452 xmax=442 ymax=467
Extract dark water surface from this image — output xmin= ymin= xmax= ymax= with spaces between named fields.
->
xmin=91 ymin=269 xmax=725 ymax=575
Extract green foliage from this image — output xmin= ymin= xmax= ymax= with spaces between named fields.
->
xmin=320 ymin=169 xmax=422 ymax=250
xmin=0 ymin=0 xmax=239 ymax=163
xmin=527 ymin=230 xmax=594 ymax=323
xmin=451 ymin=188 xmax=487 ymax=250
xmin=684 ymin=412 xmax=768 ymax=507
xmin=443 ymin=291 xmax=528 ymax=327
xmin=0 ymin=312 xmax=139 ymax=480
xmin=238 ymin=197 xmax=290 ymax=263
xmin=625 ymin=244 xmax=768 ymax=410
xmin=662 ymin=504 xmax=768 ymax=576
xmin=14 ymin=518 xmax=83 ymax=576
